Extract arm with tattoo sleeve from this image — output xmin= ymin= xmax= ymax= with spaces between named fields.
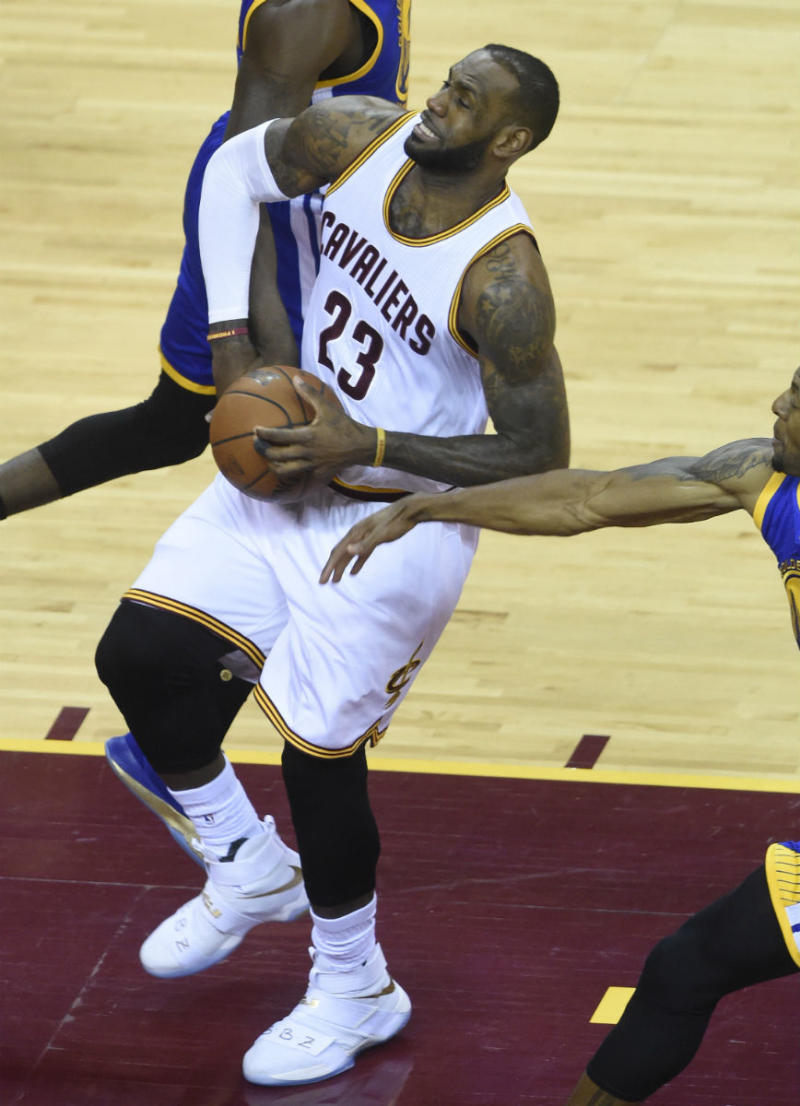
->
xmin=320 ymin=439 xmax=773 ymax=582
xmin=254 ymin=231 xmax=570 ymax=486
xmin=375 ymin=233 xmax=570 ymax=485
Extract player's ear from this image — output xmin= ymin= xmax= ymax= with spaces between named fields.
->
xmin=493 ymin=124 xmax=533 ymax=161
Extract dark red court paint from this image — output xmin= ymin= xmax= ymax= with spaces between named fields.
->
xmin=44 ymin=706 xmax=90 ymax=741
xmin=566 ymin=733 xmax=610 ymax=769
xmin=1 ymin=752 xmax=797 ymax=1105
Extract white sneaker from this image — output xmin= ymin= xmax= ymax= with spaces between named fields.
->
xmin=242 ymin=943 xmax=411 ymax=1086
xmin=140 ymin=816 xmax=308 ymax=979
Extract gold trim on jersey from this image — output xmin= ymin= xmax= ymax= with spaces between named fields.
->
xmin=752 ymin=470 xmax=786 ymax=531
xmin=394 ymin=0 xmax=411 ymax=104
xmin=383 ymin=163 xmax=512 ymax=247
xmin=159 ymin=349 xmax=217 ymax=396
xmin=447 ymin=225 xmax=537 ymax=356
xmin=240 ymin=0 xmax=265 ymax=51
xmin=241 ymin=1 xmax=385 ymax=90
xmin=326 ymin=111 xmax=415 ymax=198
xmin=765 ymin=842 xmax=800 ymax=968
xmin=254 ymin=684 xmax=388 ymax=758
xmin=315 ymin=0 xmax=384 ymax=90
xmin=123 ymin=589 xmax=265 ymax=670
xmin=329 ymin=476 xmax=410 ymax=502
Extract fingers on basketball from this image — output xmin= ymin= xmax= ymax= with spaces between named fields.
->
xmin=209 ymin=366 xmax=329 ymax=501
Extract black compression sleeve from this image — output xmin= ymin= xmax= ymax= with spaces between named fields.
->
xmin=281 ymin=741 xmax=380 ymax=910
xmin=587 ymin=865 xmax=798 ymax=1100
xmin=38 ymin=372 xmax=215 ymax=495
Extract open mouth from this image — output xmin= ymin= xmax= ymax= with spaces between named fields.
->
xmin=413 ymin=117 xmax=439 ymax=142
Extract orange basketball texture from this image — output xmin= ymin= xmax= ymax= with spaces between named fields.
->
xmin=209 ymin=366 xmax=330 ymax=501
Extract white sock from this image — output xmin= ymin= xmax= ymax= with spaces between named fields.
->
xmin=168 ymin=755 xmax=263 ymax=859
xmin=310 ymin=894 xmax=377 ymax=973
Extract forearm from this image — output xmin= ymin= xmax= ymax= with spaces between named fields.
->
xmin=393 ymin=461 xmax=743 ymax=536
xmin=381 ymin=427 xmax=569 ymax=489
xmin=395 ymin=472 xmax=593 ymax=535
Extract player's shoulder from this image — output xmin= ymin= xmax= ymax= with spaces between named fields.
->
xmin=244 ymin=0 xmax=351 ymax=31
xmin=461 ymin=226 xmax=552 ymax=312
xmin=689 ymin=437 xmax=774 ymax=500
xmin=300 ymin=95 xmax=406 ymax=156
xmin=276 ymin=95 xmax=405 ymax=186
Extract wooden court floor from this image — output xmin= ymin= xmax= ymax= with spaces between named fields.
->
xmin=1 ymin=0 xmax=799 ymax=781
xmin=1 ymin=1 xmax=799 ymax=1103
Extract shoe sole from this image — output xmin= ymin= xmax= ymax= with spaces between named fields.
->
xmin=243 ymin=1005 xmax=412 ymax=1086
xmin=105 ymin=734 xmax=204 ymax=868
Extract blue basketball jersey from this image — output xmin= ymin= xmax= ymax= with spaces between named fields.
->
xmin=159 ymin=0 xmax=411 ymax=393
xmin=753 ymin=471 xmax=800 ymax=647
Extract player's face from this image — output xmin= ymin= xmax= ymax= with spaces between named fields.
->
xmin=405 ymin=51 xmax=520 ymax=173
xmin=770 ymin=367 xmax=800 ymax=474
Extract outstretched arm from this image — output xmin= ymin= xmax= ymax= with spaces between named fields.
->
xmin=320 ymin=438 xmax=774 ymax=581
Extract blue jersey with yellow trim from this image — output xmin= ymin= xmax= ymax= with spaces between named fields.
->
xmin=159 ymin=0 xmax=410 ymax=394
xmin=753 ymin=471 xmax=800 ymax=647
xmin=751 ymin=479 xmax=800 ymax=964
xmin=765 ymin=839 xmax=800 ymax=967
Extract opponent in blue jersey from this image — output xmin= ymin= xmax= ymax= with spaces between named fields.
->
xmin=0 ymin=0 xmax=411 ymax=517
xmin=321 ymin=364 xmax=800 ymax=1103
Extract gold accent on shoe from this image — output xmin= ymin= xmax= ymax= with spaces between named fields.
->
xmin=109 ymin=760 xmax=204 ymax=861
xmin=239 ymin=866 xmax=305 ymax=899
xmin=362 ymin=979 xmax=396 ymax=1000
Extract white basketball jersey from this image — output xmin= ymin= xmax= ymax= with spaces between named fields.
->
xmin=299 ymin=112 xmax=537 ymax=498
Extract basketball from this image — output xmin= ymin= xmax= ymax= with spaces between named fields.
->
xmin=209 ymin=365 xmax=333 ymax=501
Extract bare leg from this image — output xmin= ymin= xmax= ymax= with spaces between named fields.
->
xmin=159 ymin=751 xmax=226 ymax=791
xmin=0 ymin=448 xmax=62 ymax=514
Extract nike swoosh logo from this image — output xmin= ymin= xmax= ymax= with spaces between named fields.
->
xmin=241 ymin=866 xmax=305 ymax=899
xmin=363 ymin=979 xmax=396 ymax=1000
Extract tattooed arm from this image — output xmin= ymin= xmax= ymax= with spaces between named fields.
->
xmin=264 ymin=97 xmax=405 ymax=196
xmin=199 ymin=96 xmax=403 ymax=389
xmin=254 ymin=224 xmax=570 ymax=486
xmin=366 ymin=232 xmax=570 ymax=485
xmin=408 ymin=436 xmax=774 ymax=536
xmin=320 ymin=438 xmax=774 ymax=581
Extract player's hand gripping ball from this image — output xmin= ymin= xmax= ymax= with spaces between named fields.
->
xmin=210 ymin=366 xmax=334 ymax=502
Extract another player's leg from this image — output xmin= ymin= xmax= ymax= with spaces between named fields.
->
xmin=96 ymin=599 xmax=308 ymax=978
xmin=242 ymin=741 xmax=411 ymax=1086
xmin=563 ymin=864 xmax=799 ymax=1104
xmin=0 ymin=372 xmax=213 ymax=518
xmin=105 ymin=730 xmax=204 ymax=866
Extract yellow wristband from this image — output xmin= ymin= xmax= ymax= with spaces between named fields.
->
xmin=372 ymin=427 xmax=386 ymax=467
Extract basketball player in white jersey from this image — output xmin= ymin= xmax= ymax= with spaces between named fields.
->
xmin=95 ymin=45 xmax=570 ymax=1087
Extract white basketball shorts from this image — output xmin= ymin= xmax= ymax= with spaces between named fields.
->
xmin=126 ymin=474 xmax=478 ymax=758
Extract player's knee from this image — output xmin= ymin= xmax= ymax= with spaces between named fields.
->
xmin=637 ymin=923 xmax=721 ymax=1015
xmin=133 ymin=374 xmax=213 ymax=465
xmin=95 ymin=601 xmax=169 ymax=698
xmin=96 ymin=600 xmax=252 ymax=772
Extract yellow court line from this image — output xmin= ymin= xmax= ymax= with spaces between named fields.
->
xmin=1 ymin=737 xmax=800 ymax=795
xmin=590 ymin=987 xmax=636 ymax=1025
